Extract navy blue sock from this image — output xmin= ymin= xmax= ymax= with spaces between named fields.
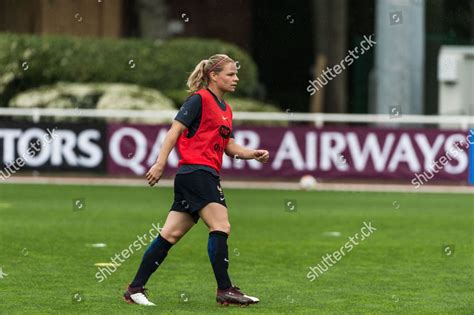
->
xmin=208 ymin=231 xmax=232 ymax=290
xmin=130 ymin=234 xmax=173 ymax=287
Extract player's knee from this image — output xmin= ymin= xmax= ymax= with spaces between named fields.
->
xmin=160 ymin=229 xmax=185 ymax=244
xmin=210 ymin=223 xmax=231 ymax=235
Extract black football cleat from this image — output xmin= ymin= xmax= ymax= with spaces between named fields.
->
xmin=216 ymin=286 xmax=260 ymax=306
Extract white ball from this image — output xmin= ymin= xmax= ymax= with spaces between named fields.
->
xmin=299 ymin=175 xmax=317 ymax=190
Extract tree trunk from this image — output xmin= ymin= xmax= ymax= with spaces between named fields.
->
xmin=310 ymin=0 xmax=347 ymax=113
xmin=136 ymin=0 xmax=168 ymax=40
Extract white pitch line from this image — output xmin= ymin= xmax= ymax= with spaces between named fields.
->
xmin=1 ymin=176 xmax=473 ymax=194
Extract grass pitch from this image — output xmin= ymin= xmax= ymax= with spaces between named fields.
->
xmin=0 ymin=183 xmax=472 ymax=314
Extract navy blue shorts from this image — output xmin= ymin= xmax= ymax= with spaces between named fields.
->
xmin=170 ymin=170 xmax=227 ymax=223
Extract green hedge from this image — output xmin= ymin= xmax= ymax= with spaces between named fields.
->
xmin=0 ymin=33 xmax=258 ymax=107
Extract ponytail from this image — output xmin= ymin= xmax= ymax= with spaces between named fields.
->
xmin=186 ymin=59 xmax=208 ymax=93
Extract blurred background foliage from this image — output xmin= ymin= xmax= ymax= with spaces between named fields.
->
xmin=0 ymin=33 xmax=281 ymax=117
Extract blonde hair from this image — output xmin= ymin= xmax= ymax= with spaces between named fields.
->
xmin=186 ymin=54 xmax=235 ymax=93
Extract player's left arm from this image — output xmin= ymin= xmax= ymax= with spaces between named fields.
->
xmin=225 ymin=138 xmax=270 ymax=163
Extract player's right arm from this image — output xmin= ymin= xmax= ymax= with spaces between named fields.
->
xmin=146 ymin=95 xmax=200 ymax=186
xmin=146 ymin=120 xmax=187 ymax=186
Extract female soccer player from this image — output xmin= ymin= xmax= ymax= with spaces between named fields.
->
xmin=124 ymin=54 xmax=270 ymax=306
